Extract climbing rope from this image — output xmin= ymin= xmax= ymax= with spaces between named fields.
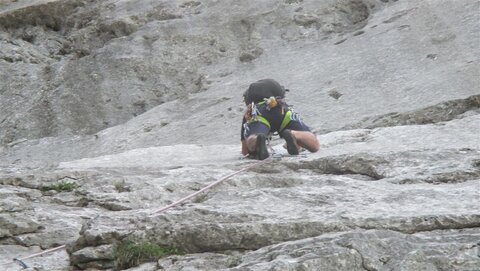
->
xmin=149 ymin=156 xmax=273 ymax=217
xmin=0 ymin=244 xmax=66 ymax=269
xmin=0 ymin=158 xmax=274 ymax=268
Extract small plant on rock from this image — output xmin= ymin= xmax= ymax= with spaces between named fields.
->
xmin=192 ymin=193 xmax=208 ymax=203
xmin=41 ymin=182 xmax=78 ymax=192
xmin=114 ymin=181 xmax=131 ymax=193
xmin=114 ymin=240 xmax=180 ymax=269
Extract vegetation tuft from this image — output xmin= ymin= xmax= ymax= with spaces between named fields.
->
xmin=41 ymin=182 xmax=78 ymax=192
xmin=114 ymin=181 xmax=131 ymax=193
xmin=192 ymin=193 xmax=208 ymax=203
xmin=114 ymin=240 xmax=181 ymax=269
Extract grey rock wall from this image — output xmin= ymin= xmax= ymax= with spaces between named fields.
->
xmin=0 ymin=0 xmax=479 ymax=270
xmin=2 ymin=0 xmax=477 ymax=146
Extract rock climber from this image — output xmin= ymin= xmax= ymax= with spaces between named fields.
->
xmin=241 ymin=79 xmax=320 ymax=160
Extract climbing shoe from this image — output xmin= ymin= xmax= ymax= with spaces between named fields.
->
xmin=255 ymin=134 xmax=269 ymax=160
xmin=281 ymin=129 xmax=299 ymax=155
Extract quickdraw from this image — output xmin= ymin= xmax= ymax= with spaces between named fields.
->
xmin=245 ymin=96 xmax=290 ymax=130
xmin=264 ymin=96 xmax=278 ymax=110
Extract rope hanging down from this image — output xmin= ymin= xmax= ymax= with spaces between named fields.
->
xmin=0 ymin=155 xmax=276 ymax=266
xmin=0 ymin=244 xmax=66 ymax=268
xmin=149 ymin=157 xmax=272 ymax=217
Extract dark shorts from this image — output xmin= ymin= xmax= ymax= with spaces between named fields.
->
xmin=241 ymin=106 xmax=311 ymax=140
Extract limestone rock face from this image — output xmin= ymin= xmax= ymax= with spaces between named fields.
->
xmin=0 ymin=0 xmax=479 ymax=270
xmin=1 ymin=0 xmax=478 ymax=148
xmin=0 ymin=0 xmax=211 ymax=143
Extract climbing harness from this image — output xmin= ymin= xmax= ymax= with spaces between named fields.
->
xmin=245 ymin=102 xmax=271 ymax=129
xmin=0 ymin=244 xmax=66 ymax=269
xmin=149 ymin=157 xmax=273 ymax=217
xmin=246 ymin=97 xmax=294 ymax=132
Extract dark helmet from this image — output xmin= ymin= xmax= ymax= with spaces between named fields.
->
xmin=243 ymin=79 xmax=287 ymax=105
